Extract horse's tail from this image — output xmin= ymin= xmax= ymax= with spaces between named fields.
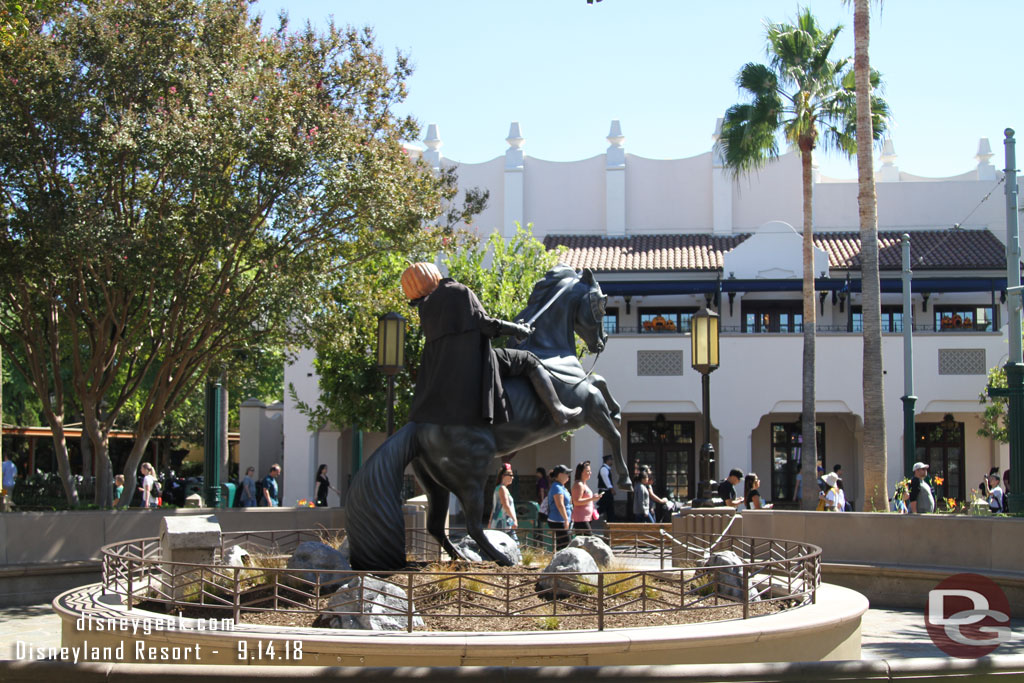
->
xmin=345 ymin=422 xmax=421 ymax=570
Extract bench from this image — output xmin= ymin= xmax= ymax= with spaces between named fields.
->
xmin=606 ymin=522 xmax=671 ymax=548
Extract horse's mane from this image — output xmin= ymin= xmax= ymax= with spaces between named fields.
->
xmin=518 ymin=265 xmax=579 ymax=320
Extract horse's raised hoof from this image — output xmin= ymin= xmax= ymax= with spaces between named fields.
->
xmin=555 ymin=406 xmax=583 ymax=425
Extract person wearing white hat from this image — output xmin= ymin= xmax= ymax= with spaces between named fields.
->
xmin=820 ymin=471 xmax=841 ymax=511
xmin=908 ymin=461 xmax=935 ymax=514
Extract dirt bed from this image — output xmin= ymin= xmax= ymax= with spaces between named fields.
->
xmin=139 ymin=560 xmax=795 ymax=632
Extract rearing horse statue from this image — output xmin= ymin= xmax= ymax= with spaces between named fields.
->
xmin=346 ymin=265 xmax=631 ymax=569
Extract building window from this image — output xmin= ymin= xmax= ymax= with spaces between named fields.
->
xmin=851 ymin=306 xmax=907 ymax=333
xmin=933 ymin=305 xmax=994 ymax=332
xmin=639 ymin=308 xmax=696 ymax=334
xmin=742 ymin=303 xmax=802 ymax=333
xmin=770 ymin=422 xmax=825 ymax=507
xmin=603 ymin=307 xmax=619 ymax=336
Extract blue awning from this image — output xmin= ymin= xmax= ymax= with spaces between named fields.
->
xmin=601 ymin=277 xmax=1007 ymax=296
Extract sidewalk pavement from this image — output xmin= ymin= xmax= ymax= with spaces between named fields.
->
xmin=2 ymin=603 xmax=1022 ymax=662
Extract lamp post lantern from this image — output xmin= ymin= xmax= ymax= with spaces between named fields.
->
xmin=377 ymin=312 xmax=406 ymax=436
xmin=690 ymin=307 xmax=720 ymax=507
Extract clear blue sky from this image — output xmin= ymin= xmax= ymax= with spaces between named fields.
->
xmin=254 ymin=0 xmax=1022 ymax=180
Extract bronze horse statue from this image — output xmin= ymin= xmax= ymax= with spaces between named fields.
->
xmin=346 ymin=266 xmax=631 ymax=569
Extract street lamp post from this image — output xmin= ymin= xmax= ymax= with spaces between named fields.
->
xmin=690 ymin=307 xmax=720 ymax=507
xmin=377 ymin=312 xmax=406 ymax=436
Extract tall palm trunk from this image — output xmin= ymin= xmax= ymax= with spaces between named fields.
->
xmin=800 ymin=142 xmax=818 ymax=509
xmin=855 ymin=0 xmax=887 ymax=511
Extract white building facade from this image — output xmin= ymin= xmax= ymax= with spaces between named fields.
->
xmin=278 ymin=120 xmax=1013 ymax=510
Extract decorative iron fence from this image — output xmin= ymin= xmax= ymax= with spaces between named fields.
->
xmin=100 ymin=528 xmax=820 ymax=633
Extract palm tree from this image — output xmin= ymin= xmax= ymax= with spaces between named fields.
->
xmin=719 ymin=8 xmax=887 ymax=509
xmin=853 ymin=0 xmax=890 ymax=512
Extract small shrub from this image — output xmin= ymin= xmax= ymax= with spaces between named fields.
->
xmin=315 ymin=525 xmax=346 ymax=550
xmin=520 ymin=545 xmax=551 ymax=567
xmin=536 ymin=616 xmax=560 ymax=630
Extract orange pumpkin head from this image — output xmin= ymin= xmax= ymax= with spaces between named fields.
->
xmin=401 ymin=262 xmax=442 ymax=300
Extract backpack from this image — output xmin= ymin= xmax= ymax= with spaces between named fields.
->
xmin=255 ymin=478 xmax=265 ymax=506
xmin=151 ymin=478 xmax=162 ymax=499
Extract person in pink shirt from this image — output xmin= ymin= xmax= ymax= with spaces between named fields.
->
xmin=571 ymin=460 xmax=602 ymax=534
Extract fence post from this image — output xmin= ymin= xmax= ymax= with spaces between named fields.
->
xmin=742 ymin=564 xmax=749 ymax=618
xmin=233 ymin=566 xmax=241 ymax=624
xmin=407 ymin=572 xmax=415 ymax=633
xmin=127 ymin=558 xmax=133 ymax=611
xmin=597 ymin=571 xmax=604 ymax=631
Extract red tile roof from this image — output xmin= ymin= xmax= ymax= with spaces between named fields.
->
xmin=817 ymin=229 xmax=1006 ymax=270
xmin=543 ymin=229 xmax=1005 ymax=273
xmin=543 ymin=234 xmax=749 ymax=272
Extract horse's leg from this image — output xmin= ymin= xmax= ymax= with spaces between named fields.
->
xmin=416 ymin=424 xmax=513 ymax=566
xmin=583 ymin=383 xmax=632 ymax=492
xmin=589 ymin=374 xmax=621 ymax=424
xmin=410 ymin=459 xmax=463 ymax=562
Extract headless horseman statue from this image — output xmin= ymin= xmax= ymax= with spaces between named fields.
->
xmin=402 ymin=262 xmax=581 ymax=427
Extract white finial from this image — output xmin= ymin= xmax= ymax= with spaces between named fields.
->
xmin=423 ymin=124 xmax=442 ymax=170
xmin=607 ymin=120 xmax=624 ymax=147
xmin=712 ymin=118 xmax=726 ymax=166
xmin=506 ymin=122 xmax=525 ymax=149
xmin=976 ymin=137 xmax=993 ymax=163
xmin=881 ymin=139 xmax=897 ymax=165
xmin=878 ymin=138 xmax=900 ymax=182
xmin=424 ymin=124 xmax=442 ymax=151
xmin=713 ymin=117 xmax=724 ymax=140
xmin=606 ymin=120 xmax=625 ymax=168
xmin=976 ymin=137 xmax=996 ymax=180
xmin=505 ymin=122 xmax=524 ymax=170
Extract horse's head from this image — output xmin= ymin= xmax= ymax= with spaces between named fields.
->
xmin=515 ymin=265 xmax=608 ymax=358
xmin=575 ymin=268 xmax=608 ymax=354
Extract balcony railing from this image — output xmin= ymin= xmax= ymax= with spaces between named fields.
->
xmin=606 ymin=325 xmax=998 ymax=336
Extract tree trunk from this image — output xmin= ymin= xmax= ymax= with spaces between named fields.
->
xmin=855 ymin=0 xmax=888 ymax=512
xmin=47 ymin=420 xmax=79 ymax=506
xmin=799 ymin=145 xmax=818 ymax=510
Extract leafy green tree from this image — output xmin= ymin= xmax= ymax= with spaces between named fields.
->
xmin=718 ymin=8 xmax=887 ymax=508
xmin=979 ymin=364 xmax=1010 ymax=444
xmin=305 ymin=225 xmax=563 ymax=434
xmin=0 ymin=0 xmax=467 ymax=506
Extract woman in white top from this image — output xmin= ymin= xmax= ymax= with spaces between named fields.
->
xmin=139 ymin=462 xmax=156 ymax=508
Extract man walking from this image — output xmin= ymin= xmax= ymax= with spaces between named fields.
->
xmin=597 ymin=454 xmax=616 ymax=522
xmin=908 ymin=462 xmax=934 ymax=514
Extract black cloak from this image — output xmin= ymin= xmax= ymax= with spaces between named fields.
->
xmin=408 ymin=279 xmax=510 ymax=426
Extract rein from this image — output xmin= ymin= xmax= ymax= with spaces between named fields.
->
xmin=522 ymin=277 xmax=575 ymax=327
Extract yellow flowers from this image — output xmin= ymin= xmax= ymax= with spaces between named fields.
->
xmin=296 ymin=499 xmax=316 ymax=508
xmin=933 ymin=476 xmax=945 ymax=486
xmin=946 ymin=498 xmax=957 ymax=510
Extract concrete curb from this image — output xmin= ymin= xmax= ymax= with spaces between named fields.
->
xmin=2 ymin=656 xmax=1024 ymax=681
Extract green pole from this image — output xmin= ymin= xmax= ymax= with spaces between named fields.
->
xmin=900 ymin=234 xmax=917 ymax=478
xmin=1003 ymin=129 xmax=1024 ymax=513
xmin=351 ymin=427 xmax=363 ymax=475
xmin=204 ymin=377 xmax=223 ymax=508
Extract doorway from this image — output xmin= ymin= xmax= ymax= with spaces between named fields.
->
xmin=627 ymin=418 xmax=695 ymax=500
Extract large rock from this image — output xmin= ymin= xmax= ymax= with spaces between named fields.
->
xmin=287 ymin=541 xmax=352 ymax=591
xmin=536 ymin=547 xmax=599 ymax=598
xmin=701 ymin=550 xmax=761 ymax=603
xmin=567 ymin=535 xmax=615 ymax=567
xmin=453 ymin=530 xmax=521 ymax=565
xmin=222 ymin=545 xmax=251 ymax=567
xmin=316 ymin=576 xmax=424 ymax=631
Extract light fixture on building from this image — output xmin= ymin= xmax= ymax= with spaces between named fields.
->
xmin=377 ymin=312 xmax=406 ymax=436
xmin=690 ymin=307 xmax=720 ymax=506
